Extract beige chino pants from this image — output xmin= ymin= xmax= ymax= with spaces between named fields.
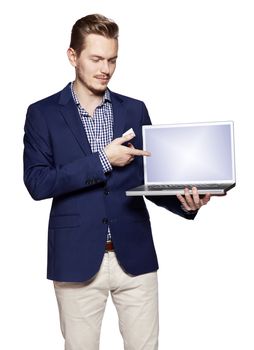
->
xmin=54 ymin=252 xmax=159 ymax=350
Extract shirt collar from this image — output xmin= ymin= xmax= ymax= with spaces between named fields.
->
xmin=70 ymin=81 xmax=111 ymax=109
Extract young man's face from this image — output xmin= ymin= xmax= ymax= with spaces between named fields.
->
xmin=69 ymin=34 xmax=118 ymax=95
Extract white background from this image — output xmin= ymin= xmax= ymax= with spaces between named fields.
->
xmin=1 ymin=0 xmax=253 ymax=349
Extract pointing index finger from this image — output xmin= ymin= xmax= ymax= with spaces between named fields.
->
xmin=128 ymin=148 xmax=151 ymax=157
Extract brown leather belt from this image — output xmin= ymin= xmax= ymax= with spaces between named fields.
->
xmin=105 ymin=241 xmax=114 ymax=252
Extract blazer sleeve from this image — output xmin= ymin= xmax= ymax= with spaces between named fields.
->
xmin=141 ymin=103 xmax=197 ymax=220
xmin=23 ymin=105 xmax=107 ymax=200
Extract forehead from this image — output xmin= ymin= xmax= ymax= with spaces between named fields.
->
xmin=82 ymin=34 xmax=118 ymax=56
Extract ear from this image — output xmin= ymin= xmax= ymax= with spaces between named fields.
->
xmin=67 ymin=48 xmax=77 ymax=67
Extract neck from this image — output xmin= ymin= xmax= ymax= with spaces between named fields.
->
xmin=73 ymin=80 xmax=104 ymax=116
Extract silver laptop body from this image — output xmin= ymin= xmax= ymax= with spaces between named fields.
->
xmin=126 ymin=121 xmax=236 ymax=196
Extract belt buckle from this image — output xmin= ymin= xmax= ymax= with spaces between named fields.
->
xmin=105 ymin=241 xmax=114 ymax=252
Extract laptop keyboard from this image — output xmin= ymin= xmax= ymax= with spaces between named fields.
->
xmin=148 ymin=184 xmax=227 ymax=190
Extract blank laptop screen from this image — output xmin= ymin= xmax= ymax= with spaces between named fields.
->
xmin=143 ymin=123 xmax=234 ymax=184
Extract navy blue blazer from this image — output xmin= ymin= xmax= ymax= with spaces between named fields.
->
xmin=23 ymin=83 xmax=196 ymax=282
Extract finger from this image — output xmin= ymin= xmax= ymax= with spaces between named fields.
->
xmin=128 ymin=156 xmax=135 ymax=163
xmin=192 ymin=187 xmax=200 ymax=206
xmin=176 ymin=193 xmax=192 ymax=211
xmin=184 ymin=188 xmax=196 ymax=210
xmin=202 ymin=193 xmax=211 ymax=205
xmin=128 ymin=148 xmax=151 ymax=157
xmin=127 ymin=142 xmax=135 ymax=149
xmin=112 ymin=133 xmax=135 ymax=145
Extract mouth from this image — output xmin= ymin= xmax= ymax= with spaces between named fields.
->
xmin=95 ymin=75 xmax=110 ymax=83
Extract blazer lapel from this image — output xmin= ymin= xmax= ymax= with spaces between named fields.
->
xmin=110 ymin=91 xmax=127 ymax=138
xmin=58 ymin=84 xmax=91 ymax=155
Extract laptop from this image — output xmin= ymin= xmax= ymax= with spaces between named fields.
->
xmin=126 ymin=121 xmax=236 ymax=196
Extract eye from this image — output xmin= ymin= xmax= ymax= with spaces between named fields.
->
xmin=109 ymin=57 xmax=117 ymax=64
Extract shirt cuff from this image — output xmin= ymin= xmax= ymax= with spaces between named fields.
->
xmin=99 ymin=150 xmax=112 ymax=173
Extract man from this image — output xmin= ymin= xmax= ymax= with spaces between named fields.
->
xmin=23 ymin=14 xmax=210 ymax=350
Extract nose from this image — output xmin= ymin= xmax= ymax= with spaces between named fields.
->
xmin=101 ymin=60 xmax=110 ymax=74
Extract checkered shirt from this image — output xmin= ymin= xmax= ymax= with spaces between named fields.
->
xmin=70 ymin=82 xmax=113 ymax=173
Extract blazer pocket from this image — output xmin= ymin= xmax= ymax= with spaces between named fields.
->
xmin=49 ymin=214 xmax=80 ymax=229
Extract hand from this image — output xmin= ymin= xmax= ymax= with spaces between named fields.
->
xmin=176 ymin=187 xmax=211 ymax=212
xmin=104 ymin=133 xmax=151 ymax=167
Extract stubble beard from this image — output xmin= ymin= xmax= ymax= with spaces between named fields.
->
xmin=77 ymin=74 xmax=110 ymax=97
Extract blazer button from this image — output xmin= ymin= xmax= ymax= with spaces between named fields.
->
xmin=104 ymin=189 xmax=109 ymax=195
xmin=102 ymin=218 xmax=109 ymax=224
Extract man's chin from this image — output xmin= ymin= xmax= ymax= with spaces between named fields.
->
xmin=89 ymin=84 xmax=108 ymax=96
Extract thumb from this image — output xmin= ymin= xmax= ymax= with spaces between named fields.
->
xmin=112 ymin=133 xmax=135 ymax=145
